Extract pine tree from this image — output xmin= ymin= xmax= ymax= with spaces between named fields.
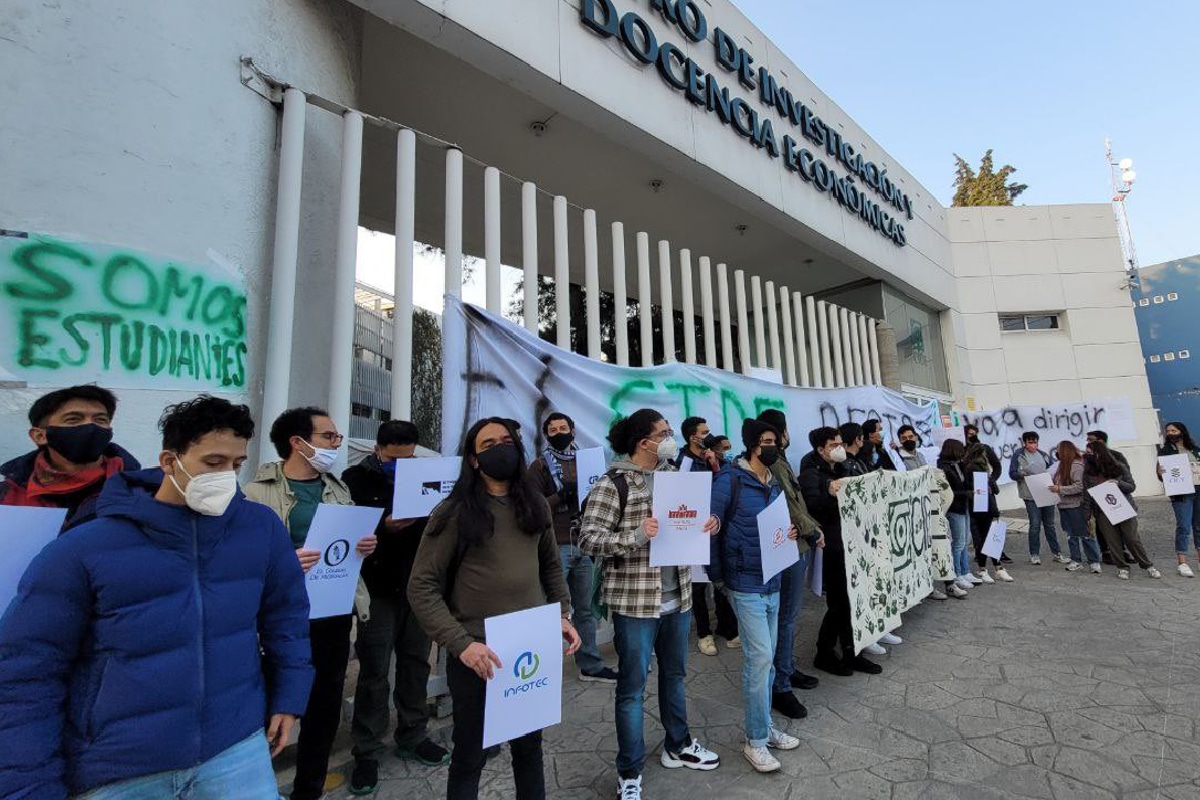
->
xmin=952 ymin=150 xmax=1028 ymax=206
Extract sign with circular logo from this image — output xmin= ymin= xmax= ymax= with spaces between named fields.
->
xmin=513 ymin=650 xmax=540 ymax=681
xmin=324 ymin=539 xmax=351 ymax=566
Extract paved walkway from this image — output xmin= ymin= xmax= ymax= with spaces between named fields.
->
xmin=278 ymin=497 xmax=1200 ymax=799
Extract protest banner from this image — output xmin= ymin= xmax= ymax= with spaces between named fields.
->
xmin=483 ymin=602 xmax=563 ymax=748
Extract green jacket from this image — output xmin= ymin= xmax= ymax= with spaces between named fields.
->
xmin=770 ymin=457 xmax=821 ymax=541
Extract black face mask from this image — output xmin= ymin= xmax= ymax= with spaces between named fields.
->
xmin=547 ymin=432 xmax=574 ymax=452
xmin=476 ymin=443 xmax=521 ymax=481
xmin=1166 ymin=434 xmax=1181 ymax=443
xmin=966 ymin=434 xmax=979 ymax=444
xmin=44 ymin=423 xmax=113 ymax=465
xmin=758 ymin=446 xmax=779 ymax=467
xmin=901 ymin=440 xmax=918 ymax=452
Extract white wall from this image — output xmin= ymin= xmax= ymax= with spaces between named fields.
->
xmin=0 ymin=0 xmax=361 ymax=467
xmin=945 ymin=204 xmax=1159 ymax=501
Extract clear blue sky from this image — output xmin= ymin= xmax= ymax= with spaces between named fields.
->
xmin=732 ymin=0 xmax=1197 ymax=267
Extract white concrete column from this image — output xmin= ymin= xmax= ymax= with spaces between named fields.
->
xmin=553 ymin=196 xmax=570 ymax=350
xmin=779 ymin=286 xmax=796 ymax=385
xmin=735 ymin=269 xmax=752 ymax=376
xmin=260 ymin=87 xmax=306 ymax=464
xmin=868 ymin=320 xmax=883 ymax=386
xmin=827 ymin=303 xmax=845 ymax=387
xmin=484 ymin=167 xmax=501 ymax=314
xmin=816 ymin=301 xmax=834 ymax=387
xmin=521 ymin=182 xmax=538 ymax=333
xmin=391 ymin=129 xmax=416 ymax=422
xmin=717 ymin=263 xmax=735 ymax=372
xmin=805 ymin=296 xmax=822 ymax=388
xmin=328 ymin=110 xmax=363 ymax=451
xmin=637 ymin=232 xmax=653 ymax=366
xmin=699 ymin=256 xmax=717 ymax=368
xmin=751 ymin=275 xmax=767 ymax=369
xmin=838 ymin=307 xmax=854 ymax=386
xmin=444 ymin=148 xmax=463 ymax=299
xmin=765 ymin=280 xmax=782 ymax=376
xmin=658 ymin=240 xmax=675 ymax=362
xmin=848 ymin=312 xmax=864 ymax=386
xmin=793 ymin=292 xmax=811 ymax=387
xmin=611 ymin=222 xmax=629 ymax=366
xmin=583 ymin=209 xmax=601 ymax=359
xmin=858 ymin=315 xmax=874 ymax=384
xmin=679 ymin=249 xmax=696 ymax=364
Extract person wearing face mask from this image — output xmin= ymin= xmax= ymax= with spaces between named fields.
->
xmin=799 ymin=427 xmax=882 ymax=677
xmin=858 ymin=419 xmax=897 ymax=472
xmin=579 ymin=408 xmax=722 ymax=800
xmin=339 ymin=420 xmax=449 ymax=796
xmin=962 ymin=423 xmax=1012 ymax=565
xmin=0 ymin=395 xmax=313 ymax=800
xmin=707 ymin=419 xmax=803 ymax=773
xmin=1 ymin=384 xmax=140 ymax=529
xmin=244 ymin=407 xmax=377 ymax=800
xmin=527 ymin=412 xmax=619 ymax=684
xmin=408 ymin=417 xmax=580 ymax=800
xmin=895 ymin=425 xmax=927 ymax=470
xmin=1156 ymin=422 xmax=1200 ymax=577
xmin=703 ymin=433 xmax=732 ymax=463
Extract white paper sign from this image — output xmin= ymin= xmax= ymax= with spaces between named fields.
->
xmin=757 ymin=492 xmax=799 ymax=583
xmin=1159 ymin=455 xmax=1195 ymax=497
xmin=1088 ymin=481 xmax=1137 ymax=524
xmin=981 ymin=520 xmax=1007 ymax=560
xmin=574 ymin=447 xmax=607 ymax=509
xmin=0 ymin=506 xmax=67 ymax=613
xmin=650 ymin=471 xmax=712 ymax=567
xmin=483 ymin=602 xmax=563 ymax=748
xmin=678 ymin=455 xmax=694 ymax=473
xmin=810 ymin=547 xmax=824 ymax=596
xmin=301 ymin=504 xmax=383 ymax=619
xmin=972 ymin=472 xmax=990 ymax=513
xmin=690 ymin=564 xmax=710 ymax=583
xmin=1025 ymin=472 xmax=1060 ymax=508
xmin=392 ymin=456 xmax=462 ymax=518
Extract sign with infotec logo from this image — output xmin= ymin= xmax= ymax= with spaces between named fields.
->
xmin=580 ymin=0 xmax=911 ymax=247
xmin=482 ymin=602 xmax=565 ymax=747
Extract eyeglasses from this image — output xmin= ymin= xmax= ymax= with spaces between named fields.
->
xmin=312 ymin=431 xmax=345 ymax=447
xmin=651 ymin=429 xmax=675 ymax=442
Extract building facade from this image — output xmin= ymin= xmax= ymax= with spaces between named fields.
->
xmin=1134 ymin=255 xmax=1200 ymax=428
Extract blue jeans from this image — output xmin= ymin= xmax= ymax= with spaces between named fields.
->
xmin=1170 ymin=494 xmax=1200 ymax=555
xmin=75 ymin=730 xmax=278 ymax=799
xmin=947 ymin=512 xmax=971 ymax=578
xmin=1024 ymin=499 xmax=1061 ymax=556
xmin=728 ymin=591 xmax=780 ymax=747
xmin=612 ymin=611 xmax=692 ymax=777
xmin=560 ymin=544 xmax=604 ymax=673
xmin=1059 ymin=506 xmax=1101 ymax=565
xmin=772 ymin=551 xmax=808 ymax=693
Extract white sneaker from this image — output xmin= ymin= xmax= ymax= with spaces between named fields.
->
xmin=978 ymin=571 xmax=995 ymax=585
xmin=618 ymin=775 xmax=642 ymax=800
xmin=1117 ymin=569 xmax=1130 ymax=580
xmin=947 ymin=584 xmax=968 ymax=598
xmin=1147 ymin=567 xmax=1162 ymax=579
xmin=1179 ymin=563 xmax=1195 ymax=578
xmin=966 ymin=574 xmax=984 ymax=586
xmin=994 ymin=568 xmax=1014 ymax=582
xmin=954 ymin=578 xmax=974 ymax=591
xmin=1052 ymin=552 xmax=1070 ymax=564
xmin=661 ymin=739 xmax=720 ymax=771
xmin=742 ymin=743 xmax=781 ymax=773
xmin=697 ymin=635 xmax=718 ymax=656
xmin=725 ymin=636 xmax=741 ymax=649
xmin=864 ymin=642 xmax=887 ymax=655
xmin=767 ymin=726 xmax=800 ymax=751
xmin=1029 ymin=555 xmax=1042 ymax=565
xmin=1090 ymin=563 xmax=1102 ymax=574
xmin=930 ymin=587 xmax=948 ymax=600
xmin=879 ymin=632 xmax=903 ymax=645
xmin=1064 ymin=561 xmax=1082 ymax=572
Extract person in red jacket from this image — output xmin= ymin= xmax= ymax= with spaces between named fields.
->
xmin=0 ymin=384 xmax=140 ymax=529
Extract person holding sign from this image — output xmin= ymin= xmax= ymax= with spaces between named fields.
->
xmin=964 ymin=442 xmax=1013 ymax=583
xmin=1157 ymin=421 xmax=1200 ymax=577
xmin=244 ymin=407 xmax=377 ymax=800
xmin=0 ymin=384 xmax=141 ymax=530
xmin=579 ymin=409 xmax=722 ymax=800
xmin=1083 ymin=441 xmax=1161 ymax=581
xmin=1049 ymin=441 xmax=1102 ymax=574
xmin=1008 ymin=432 xmax=1066 ymax=566
xmin=708 ymin=419 xmax=803 ymax=774
xmin=0 ymin=396 xmax=313 ymax=800
xmin=527 ymin=412 xmax=618 ymax=683
xmin=407 ymin=417 xmax=579 ymax=800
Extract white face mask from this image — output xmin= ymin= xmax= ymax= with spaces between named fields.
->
xmin=300 ymin=439 xmax=340 ymax=474
xmin=169 ymin=456 xmax=238 ymax=516
xmin=654 ymin=437 xmax=680 ymax=463
xmin=828 ymin=445 xmax=848 ymax=463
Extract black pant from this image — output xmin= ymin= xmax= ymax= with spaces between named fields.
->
xmin=292 ymin=614 xmax=353 ymax=800
xmin=351 ymin=592 xmax=431 ymax=760
xmin=693 ymin=583 xmax=738 ymax=640
xmin=446 ymin=656 xmax=545 ymax=800
xmin=816 ymin=545 xmax=853 ymax=657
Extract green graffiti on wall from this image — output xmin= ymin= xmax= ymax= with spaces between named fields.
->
xmin=0 ymin=232 xmax=248 ymax=388
xmin=607 ymin=378 xmax=786 ymax=435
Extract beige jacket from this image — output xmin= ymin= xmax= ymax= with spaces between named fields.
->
xmin=243 ymin=461 xmax=370 ymax=621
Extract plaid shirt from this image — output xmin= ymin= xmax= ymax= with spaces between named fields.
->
xmin=578 ymin=463 xmax=693 ymax=619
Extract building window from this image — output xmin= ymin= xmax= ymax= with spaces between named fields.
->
xmin=999 ymin=313 xmax=1060 ymax=332
xmin=1181 ymin=350 xmax=1191 ymax=359
xmin=1164 ymin=352 xmax=1176 ymax=361
xmin=1150 ymin=355 xmax=1161 ymax=363
xmin=1168 ymin=292 xmax=1179 ymax=301
xmin=1138 ymin=298 xmax=1150 ymax=307
xmin=1153 ymin=295 xmax=1164 ymax=304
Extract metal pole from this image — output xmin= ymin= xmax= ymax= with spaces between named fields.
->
xmin=699 ymin=256 xmax=717 ymax=368
xmin=612 ymin=222 xmax=629 ymax=366
xmin=391 ymin=129 xmax=416 ymax=421
xmin=637 ymin=232 xmax=653 ymax=366
xmin=328 ymin=111 xmax=364 ymax=460
xmin=778 ymin=285 xmax=796 ymax=385
xmin=658 ymin=240 xmax=675 ymax=362
xmin=805 ymin=296 xmax=821 ymax=388
xmin=521 ymin=182 xmax=538 ymax=333
xmin=553 ymin=196 xmax=570 ymax=350
xmin=259 ymin=87 xmax=306 ymax=464
xmin=735 ymin=269 xmax=752 ymax=376
xmin=793 ymin=292 xmax=811 ymax=387
xmin=679 ymin=249 xmax=696 ymax=364
xmin=717 ymin=263 xmax=735 ymax=372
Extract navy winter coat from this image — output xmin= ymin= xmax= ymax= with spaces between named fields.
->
xmin=708 ymin=461 xmax=784 ymax=594
xmin=0 ymin=469 xmax=314 ymax=799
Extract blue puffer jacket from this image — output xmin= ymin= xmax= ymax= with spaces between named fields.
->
xmin=0 ymin=469 xmax=314 ymax=799
xmin=708 ymin=460 xmax=783 ymax=594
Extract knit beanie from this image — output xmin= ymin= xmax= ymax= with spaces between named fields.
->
xmin=757 ymin=408 xmax=788 ymax=435
xmin=741 ymin=418 xmax=777 ymax=452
